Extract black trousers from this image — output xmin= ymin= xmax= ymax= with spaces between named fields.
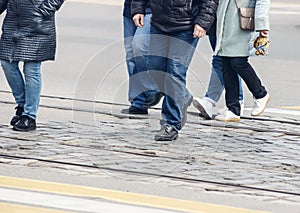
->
xmin=222 ymin=57 xmax=267 ymax=116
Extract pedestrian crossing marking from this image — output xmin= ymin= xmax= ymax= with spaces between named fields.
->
xmin=0 ymin=175 xmax=270 ymax=213
xmin=0 ymin=202 xmax=72 ymax=213
xmin=278 ymin=106 xmax=300 ymax=110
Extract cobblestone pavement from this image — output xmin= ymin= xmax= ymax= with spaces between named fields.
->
xmin=0 ymin=95 xmax=299 ymax=211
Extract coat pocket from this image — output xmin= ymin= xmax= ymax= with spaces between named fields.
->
xmin=31 ymin=10 xmax=54 ymax=35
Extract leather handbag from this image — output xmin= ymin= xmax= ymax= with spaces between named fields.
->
xmin=234 ymin=0 xmax=255 ymax=31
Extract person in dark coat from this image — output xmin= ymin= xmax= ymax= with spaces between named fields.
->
xmin=0 ymin=0 xmax=64 ymax=131
xmin=131 ymin=0 xmax=218 ymax=141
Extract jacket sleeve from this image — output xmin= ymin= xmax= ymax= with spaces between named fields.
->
xmin=131 ymin=0 xmax=149 ymax=16
xmin=194 ymin=0 xmax=219 ymax=32
xmin=38 ymin=0 xmax=65 ymax=16
xmin=255 ymin=0 xmax=270 ymax=31
xmin=0 ymin=0 xmax=8 ymax=14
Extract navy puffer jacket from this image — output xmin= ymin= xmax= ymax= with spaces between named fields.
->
xmin=131 ymin=0 xmax=219 ymax=33
xmin=0 ymin=0 xmax=64 ymax=62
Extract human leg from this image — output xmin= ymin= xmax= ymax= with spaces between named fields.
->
xmin=22 ymin=61 xmax=42 ymax=120
xmin=203 ymin=36 xmax=224 ymax=103
xmin=221 ymin=57 xmax=241 ymax=116
xmin=231 ymin=57 xmax=267 ymax=99
xmin=160 ymin=30 xmax=198 ymax=132
xmin=214 ymin=57 xmax=241 ymax=122
xmin=131 ymin=14 xmax=159 ymax=100
xmin=204 ymin=55 xmax=224 ymax=103
xmin=194 ymin=35 xmax=244 ymax=119
xmin=147 ymin=26 xmax=169 ymax=92
xmin=8 ymin=61 xmax=41 ymax=131
xmin=146 ymin=27 xmax=179 ymax=140
xmin=122 ymin=16 xmax=148 ymax=112
xmin=1 ymin=60 xmax=25 ymax=107
xmin=1 ymin=60 xmax=26 ymax=125
xmin=230 ymin=57 xmax=269 ymax=116
xmin=193 ymin=54 xmax=223 ymax=119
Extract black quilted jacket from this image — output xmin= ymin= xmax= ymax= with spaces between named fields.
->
xmin=131 ymin=0 xmax=219 ymax=33
xmin=0 ymin=0 xmax=64 ymax=62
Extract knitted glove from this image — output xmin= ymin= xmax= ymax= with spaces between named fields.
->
xmin=254 ymin=35 xmax=270 ymax=56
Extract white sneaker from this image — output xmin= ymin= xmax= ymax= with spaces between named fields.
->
xmin=215 ymin=109 xmax=240 ymax=122
xmin=193 ymin=97 xmax=213 ymax=119
xmin=239 ymin=100 xmax=244 ymax=116
xmin=251 ymin=93 xmax=270 ymax=116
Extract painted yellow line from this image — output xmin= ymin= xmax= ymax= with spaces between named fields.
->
xmin=0 ymin=202 xmax=72 ymax=213
xmin=0 ymin=175 xmax=269 ymax=213
xmin=278 ymin=106 xmax=300 ymax=110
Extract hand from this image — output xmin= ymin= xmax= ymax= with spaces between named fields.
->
xmin=193 ymin=24 xmax=206 ymax=38
xmin=133 ymin=14 xmax=145 ymax=27
xmin=259 ymin=30 xmax=269 ymax=37
xmin=254 ymin=35 xmax=270 ymax=56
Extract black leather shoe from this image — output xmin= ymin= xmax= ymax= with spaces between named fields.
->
xmin=10 ymin=105 xmax=24 ymax=126
xmin=143 ymin=92 xmax=164 ymax=107
xmin=154 ymin=126 xmax=178 ymax=141
xmin=181 ymin=94 xmax=193 ymax=128
xmin=121 ymin=106 xmax=148 ymax=115
xmin=13 ymin=115 xmax=37 ymax=132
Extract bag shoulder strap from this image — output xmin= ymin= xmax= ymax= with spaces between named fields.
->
xmin=233 ymin=0 xmax=239 ymax=9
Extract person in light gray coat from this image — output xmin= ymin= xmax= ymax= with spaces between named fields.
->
xmin=215 ymin=0 xmax=271 ymax=122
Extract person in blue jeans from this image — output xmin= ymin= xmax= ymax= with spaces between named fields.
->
xmin=193 ymin=33 xmax=244 ymax=119
xmin=121 ymin=0 xmax=159 ymax=115
xmin=132 ymin=0 xmax=218 ymax=141
xmin=0 ymin=0 xmax=64 ymax=131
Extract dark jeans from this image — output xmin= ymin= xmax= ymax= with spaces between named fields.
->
xmin=222 ymin=57 xmax=267 ymax=116
xmin=205 ymin=35 xmax=243 ymax=103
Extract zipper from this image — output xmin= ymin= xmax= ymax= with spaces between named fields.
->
xmin=16 ymin=0 xmax=19 ymax=29
xmin=10 ymin=0 xmax=20 ymax=61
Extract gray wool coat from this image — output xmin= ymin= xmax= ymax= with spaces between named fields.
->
xmin=0 ymin=0 xmax=64 ymax=62
xmin=215 ymin=0 xmax=270 ymax=57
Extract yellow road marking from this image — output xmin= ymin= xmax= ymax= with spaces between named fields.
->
xmin=0 ymin=175 xmax=269 ymax=213
xmin=0 ymin=202 xmax=72 ymax=213
xmin=278 ymin=106 xmax=300 ymax=110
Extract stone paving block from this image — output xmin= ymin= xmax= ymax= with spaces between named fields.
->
xmin=0 ymin=157 xmax=14 ymax=164
xmin=1 ymin=101 xmax=300 ymax=205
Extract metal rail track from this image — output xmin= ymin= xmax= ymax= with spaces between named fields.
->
xmin=1 ymin=90 xmax=299 ymax=197
xmin=0 ymin=153 xmax=299 ymax=197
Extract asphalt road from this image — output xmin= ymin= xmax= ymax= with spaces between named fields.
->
xmin=0 ymin=0 xmax=299 ymax=109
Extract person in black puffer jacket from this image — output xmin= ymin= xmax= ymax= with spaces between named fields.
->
xmin=0 ymin=0 xmax=64 ymax=131
xmin=131 ymin=0 xmax=218 ymax=34
xmin=131 ymin=0 xmax=218 ymax=141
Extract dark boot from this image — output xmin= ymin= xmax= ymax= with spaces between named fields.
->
xmin=13 ymin=115 xmax=37 ymax=132
xmin=154 ymin=126 xmax=178 ymax=141
xmin=10 ymin=106 xmax=24 ymax=126
xmin=143 ymin=92 xmax=164 ymax=107
xmin=121 ymin=106 xmax=148 ymax=115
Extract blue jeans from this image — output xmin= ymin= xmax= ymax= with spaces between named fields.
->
xmin=205 ymin=35 xmax=243 ymax=104
xmin=1 ymin=60 xmax=42 ymax=119
xmin=147 ymin=26 xmax=198 ymax=131
xmin=123 ymin=14 xmax=157 ymax=110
